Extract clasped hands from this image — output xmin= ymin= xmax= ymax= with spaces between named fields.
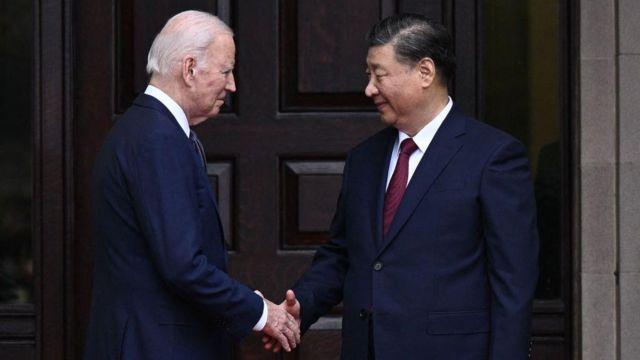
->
xmin=257 ymin=289 xmax=301 ymax=353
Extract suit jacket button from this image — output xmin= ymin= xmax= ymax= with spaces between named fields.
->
xmin=359 ymin=309 xmax=368 ymax=320
xmin=373 ymin=261 xmax=383 ymax=271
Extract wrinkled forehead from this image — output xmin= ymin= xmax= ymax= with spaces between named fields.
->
xmin=206 ymin=34 xmax=236 ymax=65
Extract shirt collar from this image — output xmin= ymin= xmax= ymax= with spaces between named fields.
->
xmin=398 ymin=96 xmax=453 ymax=152
xmin=144 ymin=85 xmax=190 ymax=138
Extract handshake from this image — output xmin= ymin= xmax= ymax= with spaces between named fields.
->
xmin=257 ymin=289 xmax=302 ymax=353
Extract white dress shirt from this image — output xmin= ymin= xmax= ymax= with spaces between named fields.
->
xmin=143 ymin=85 xmax=269 ymax=331
xmin=386 ymin=97 xmax=453 ymax=190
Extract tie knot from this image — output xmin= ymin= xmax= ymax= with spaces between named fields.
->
xmin=189 ymin=130 xmax=198 ymax=141
xmin=399 ymin=138 xmax=418 ymax=155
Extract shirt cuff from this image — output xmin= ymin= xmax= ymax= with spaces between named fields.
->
xmin=252 ymin=298 xmax=268 ymax=331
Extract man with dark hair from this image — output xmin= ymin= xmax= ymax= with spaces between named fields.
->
xmin=265 ymin=13 xmax=538 ymax=359
xmin=367 ymin=14 xmax=456 ymax=85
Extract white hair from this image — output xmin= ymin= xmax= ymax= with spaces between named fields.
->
xmin=146 ymin=10 xmax=233 ymax=77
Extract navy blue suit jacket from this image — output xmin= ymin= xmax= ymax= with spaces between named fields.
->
xmin=293 ymin=107 xmax=539 ymax=359
xmin=84 ymin=94 xmax=262 ymax=359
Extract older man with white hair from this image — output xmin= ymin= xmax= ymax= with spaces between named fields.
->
xmin=84 ymin=10 xmax=299 ymax=359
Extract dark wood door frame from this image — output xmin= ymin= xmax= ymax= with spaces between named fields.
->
xmin=0 ymin=1 xmax=88 ymax=359
xmin=33 ymin=0 xmax=74 ymax=359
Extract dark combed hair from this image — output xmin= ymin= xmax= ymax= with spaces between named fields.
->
xmin=367 ymin=13 xmax=456 ymax=84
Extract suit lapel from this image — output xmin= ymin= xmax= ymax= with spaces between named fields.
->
xmin=377 ymin=108 xmax=467 ymax=256
xmin=371 ymin=128 xmax=397 ymax=250
xmin=134 ymin=94 xmax=206 ymax=179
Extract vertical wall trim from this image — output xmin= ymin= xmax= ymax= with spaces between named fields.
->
xmin=571 ymin=2 xmax=582 ymax=359
xmin=613 ymin=0 xmax=621 ymax=358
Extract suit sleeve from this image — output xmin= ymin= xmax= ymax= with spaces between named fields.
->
xmin=480 ymin=139 xmax=539 ymax=359
xmin=129 ymin=132 xmax=263 ymax=340
xmin=292 ymin=155 xmax=351 ymax=333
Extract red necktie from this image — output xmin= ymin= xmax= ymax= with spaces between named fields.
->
xmin=383 ymin=138 xmax=419 ymax=235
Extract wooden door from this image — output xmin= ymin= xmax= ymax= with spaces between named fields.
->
xmin=71 ymin=1 xmax=572 ymax=359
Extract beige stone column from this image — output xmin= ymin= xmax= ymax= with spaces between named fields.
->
xmin=617 ymin=0 xmax=640 ymax=359
xmin=579 ymin=1 xmax=618 ymax=359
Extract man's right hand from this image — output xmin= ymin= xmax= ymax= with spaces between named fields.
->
xmin=261 ymin=298 xmax=300 ymax=352
xmin=262 ymin=290 xmax=301 ymax=353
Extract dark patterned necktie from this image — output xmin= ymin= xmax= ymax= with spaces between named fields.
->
xmin=189 ymin=130 xmax=207 ymax=169
xmin=383 ymin=138 xmax=418 ymax=235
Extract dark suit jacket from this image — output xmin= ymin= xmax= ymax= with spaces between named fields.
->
xmin=84 ymin=94 xmax=262 ymax=360
xmin=293 ymin=107 xmax=539 ymax=359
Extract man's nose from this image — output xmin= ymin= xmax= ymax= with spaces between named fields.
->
xmin=226 ymin=72 xmax=236 ymax=92
xmin=365 ymin=79 xmax=378 ymax=97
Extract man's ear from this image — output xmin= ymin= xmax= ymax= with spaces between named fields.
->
xmin=181 ymin=56 xmax=196 ymax=86
xmin=417 ymin=57 xmax=436 ymax=88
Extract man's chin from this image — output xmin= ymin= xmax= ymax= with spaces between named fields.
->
xmin=190 ymin=111 xmax=218 ymax=125
xmin=189 ymin=116 xmax=208 ymax=126
xmin=208 ymin=108 xmax=221 ymax=118
xmin=203 ymin=105 xmax=222 ymax=119
xmin=378 ymin=113 xmax=396 ymax=126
